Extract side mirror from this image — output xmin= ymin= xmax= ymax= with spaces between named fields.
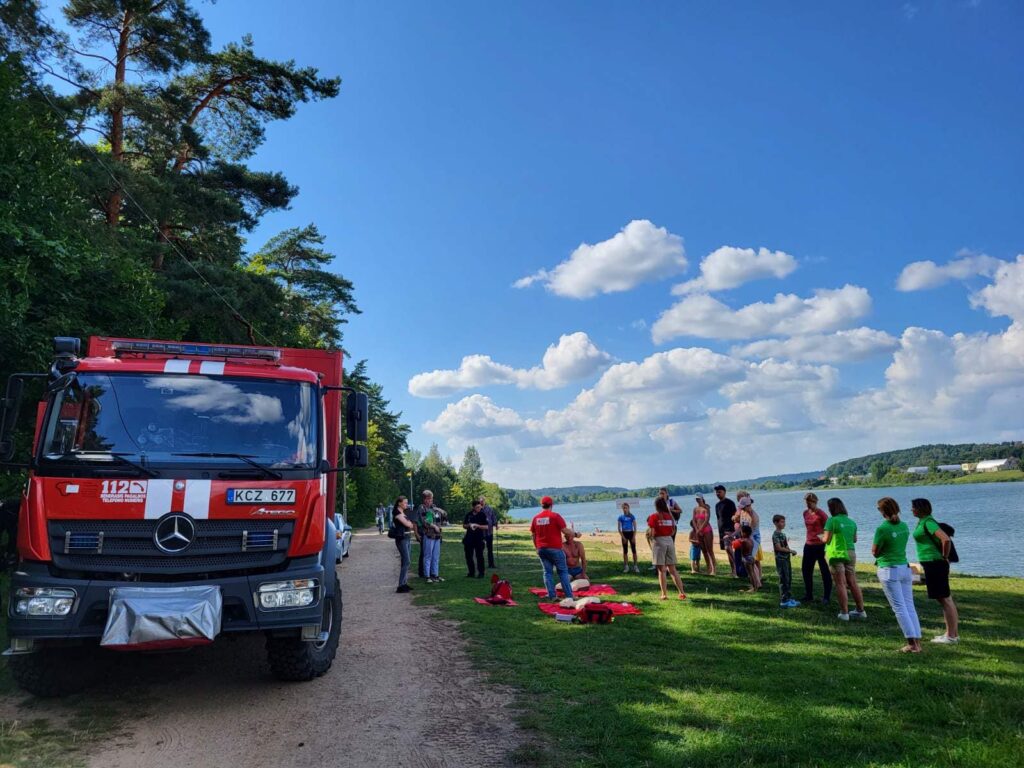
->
xmin=344 ymin=444 xmax=368 ymax=468
xmin=345 ymin=392 xmax=368 ymax=442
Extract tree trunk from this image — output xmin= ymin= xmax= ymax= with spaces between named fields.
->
xmin=105 ymin=8 xmax=134 ymax=227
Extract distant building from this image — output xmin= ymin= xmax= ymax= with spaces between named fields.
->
xmin=906 ymin=466 xmax=929 ymax=474
xmin=976 ymin=458 xmax=1020 ymax=472
xmin=961 ymin=462 xmax=978 ymax=472
xmin=936 ymin=464 xmax=962 ymax=473
xmin=829 ymin=476 xmax=840 ymax=485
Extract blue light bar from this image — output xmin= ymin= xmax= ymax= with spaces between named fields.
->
xmin=111 ymin=340 xmax=281 ymax=361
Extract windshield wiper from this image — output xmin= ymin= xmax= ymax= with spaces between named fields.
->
xmin=71 ymin=452 xmax=160 ymax=478
xmin=172 ymin=452 xmax=283 ymax=480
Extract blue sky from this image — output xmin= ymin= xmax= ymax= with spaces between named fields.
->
xmin=82 ymin=2 xmax=1024 ymax=486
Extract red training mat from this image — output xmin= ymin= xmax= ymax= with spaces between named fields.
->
xmin=473 ymin=597 xmax=519 ymax=607
xmin=528 ymin=584 xmax=618 ymax=597
xmin=537 ymin=602 xmax=642 ymax=616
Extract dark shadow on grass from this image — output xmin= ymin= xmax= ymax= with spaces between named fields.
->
xmin=416 ymin=532 xmax=1024 ymax=768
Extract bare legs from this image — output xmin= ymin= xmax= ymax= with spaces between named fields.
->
xmin=937 ymin=596 xmax=959 ymax=639
xmin=657 ymin=565 xmax=687 ymax=599
xmin=833 ymin=568 xmax=865 ymax=615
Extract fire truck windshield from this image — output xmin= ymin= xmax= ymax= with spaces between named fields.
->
xmin=40 ymin=373 xmax=318 ymax=470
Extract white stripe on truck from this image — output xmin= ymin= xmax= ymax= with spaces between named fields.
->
xmin=198 ymin=361 xmax=225 ymax=375
xmin=163 ymin=359 xmax=191 ymax=373
xmin=184 ymin=479 xmax=211 ymax=519
xmin=144 ymin=479 xmax=174 ymax=519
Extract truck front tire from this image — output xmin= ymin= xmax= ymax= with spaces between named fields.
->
xmin=8 ymin=645 xmax=105 ymax=697
xmin=266 ymin=576 xmax=341 ymax=682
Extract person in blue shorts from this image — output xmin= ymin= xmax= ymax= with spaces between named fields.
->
xmin=617 ymin=502 xmax=640 ymax=573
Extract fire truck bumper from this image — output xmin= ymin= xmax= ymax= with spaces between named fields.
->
xmin=6 ymin=559 xmax=329 ymax=647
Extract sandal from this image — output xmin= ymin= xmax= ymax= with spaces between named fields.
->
xmin=898 ymin=644 xmax=921 ymax=654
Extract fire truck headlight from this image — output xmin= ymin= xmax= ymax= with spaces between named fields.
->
xmin=257 ymin=579 xmax=318 ymax=610
xmin=14 ymin=587 xmax=77 ymax=617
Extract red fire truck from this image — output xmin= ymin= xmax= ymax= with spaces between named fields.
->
xmin=0 ymin=337 xmax=368 ymax=696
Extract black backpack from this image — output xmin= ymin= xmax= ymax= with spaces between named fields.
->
xmin=927 ymin=521 xmax=959 ymax=563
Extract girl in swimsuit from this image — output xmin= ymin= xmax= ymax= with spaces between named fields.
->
xmin=691 ymin=494 xmax=717 ymax=576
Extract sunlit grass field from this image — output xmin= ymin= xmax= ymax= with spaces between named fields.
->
xmin=413 ymin=530 xmax=1024 ymax=768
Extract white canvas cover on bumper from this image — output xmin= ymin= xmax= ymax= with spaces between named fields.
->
xmin=101 ymin=586 xmax=222 ymax=649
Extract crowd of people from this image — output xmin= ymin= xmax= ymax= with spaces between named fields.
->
xmin=386 ymin=485 xmax=961 ymax=653
xmin=388 ymin=489 xmax=500 ymax=591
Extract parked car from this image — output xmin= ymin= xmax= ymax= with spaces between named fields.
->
xmin=333 ymin=513 xmax=353 ymax=563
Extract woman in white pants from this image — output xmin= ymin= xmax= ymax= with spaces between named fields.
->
xmin=873 ymin=497 xmax=922 ymax=653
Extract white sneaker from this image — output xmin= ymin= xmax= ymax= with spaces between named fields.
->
xmin=623 ymin=566 xmax=630 ymax=573
xmin=932 ymin=634 xmax=960 ymax=644
xmin=837 ymin=613 xmax=850 ymax=621
xmin=850 ymin=610 xmax=868 ymax=620
xmin=633 ymin=565 xmax=641 ymax=573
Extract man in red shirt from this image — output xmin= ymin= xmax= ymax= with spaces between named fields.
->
xmin=531 ymin=497 xmax=575 ymax=600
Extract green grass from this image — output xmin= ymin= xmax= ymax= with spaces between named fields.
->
xmin=413 ymin=532 xmax=1024 ymax=768
xmin=951 ymin=470 xmax=1024 ymax=484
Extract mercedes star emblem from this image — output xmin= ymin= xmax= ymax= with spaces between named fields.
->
xmin=154 ymin=514 xmax=196 ymax=554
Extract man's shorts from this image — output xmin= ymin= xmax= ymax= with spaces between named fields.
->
xmin=719 ymin=529 xmax=731 ymax=550
xmin=829 ymin=551 xmax=856 ymax=576
xmin=652 ymin=536 xmax=677 ymax=566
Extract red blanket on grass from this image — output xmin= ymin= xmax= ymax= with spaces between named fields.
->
xmin=537 ymin=602 xmax=642 ymax=617
xmin=528 ymin=584 xmax=618 ymax=597
xmin=473 ymin=597 xmax=519 ymax=607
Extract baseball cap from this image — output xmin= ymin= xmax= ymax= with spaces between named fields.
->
xmin=541 ymin=495 xmax=554 ymax=506
xmin=713 ymin=484 xmax=726 ymax=492
xmin=738 ymin=497 xmax=753 ymax=509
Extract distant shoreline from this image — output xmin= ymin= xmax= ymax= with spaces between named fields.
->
xmin=507 ymin=471 xmax=1023 ymax=510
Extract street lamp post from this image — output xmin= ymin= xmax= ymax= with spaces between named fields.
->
xmin=407 ymin=469 xmax=414 ymax=503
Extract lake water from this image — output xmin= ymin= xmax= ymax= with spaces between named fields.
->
xmin=515 ymin=482 xmax=1022 ymax=578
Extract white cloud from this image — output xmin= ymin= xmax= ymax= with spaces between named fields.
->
xmin=672 ymin=246 xmax=798 ymax=295
xmin=896 ymin=252 xmax=1004 ymax=291
xmin=651 ymin=285 xmax=872 ymax=343
xmin=731 ymin=327 xmax=899 ymax=363
xmin=970 ymin=254 xmax=1024 ymax=323
xmin=423 ymin=395 xmax=526 ymax=439
xmin=408 ymin=332 xmax=612 ymax=397
xmin=513 ymin=220 xmax=686 ymax=299
xmin=422 ymin=264 xmax=1024 ymax=488
xmin=408 ymin=356 xmax=518 ymax=398
xmin=519 ymin=332 xmax=614 ymax=389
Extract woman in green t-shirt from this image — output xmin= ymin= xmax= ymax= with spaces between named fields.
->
xmin=873 ymin=497 xmax=921 ymax=653
xmin=821 ymin=498 xmax=866 ymax=621
xmin=911 ymin=498 xmax=959 ymax=644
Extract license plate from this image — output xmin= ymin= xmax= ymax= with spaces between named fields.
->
xmin=227 ymin=488 xmax=296 ymax=505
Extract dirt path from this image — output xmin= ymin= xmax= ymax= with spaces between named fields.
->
xmin=85 ymin=530 xmax=524 ymax=768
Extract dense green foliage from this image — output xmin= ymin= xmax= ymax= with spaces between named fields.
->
xmin=415 ymin=532 xmax=1024 ymax=768
xmin=825 ymin=442 xmax=1024 ymax=478
xmin=400 ymin=444 xmax=510 ymax=523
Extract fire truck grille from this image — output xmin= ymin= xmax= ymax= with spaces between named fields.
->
xmin=47 ymin=519 xmax=295 ymax=574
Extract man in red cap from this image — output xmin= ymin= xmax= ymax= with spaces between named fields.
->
xmin=530 ymin=496 xmax=575 ymax=600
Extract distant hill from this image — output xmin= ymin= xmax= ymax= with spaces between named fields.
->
xmin=713 ymin=471 xmax=823 ymax=487
xmin=505 ymin=443 xmax=1023 ymax=508
xmin=505 ymin=473 xmax=821 ymax=508
xmin=527 ymin=485 xmax=629 ymax=496
xmin=825 ymin=441 xmax=1024 ymax=477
